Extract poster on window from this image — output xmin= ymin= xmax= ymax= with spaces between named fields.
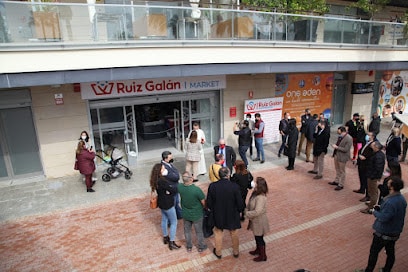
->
xmin=377 ymin=71 xmax=408 ymax=118
xmin=244 ymin=97 xmax=283 ymax=144
xmin=275 ymin=73 xmax=334 ymax=128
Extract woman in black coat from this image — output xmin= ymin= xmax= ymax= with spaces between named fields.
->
xmin=149 ymin=163 xmax=181 ymax=250
xmin=231 ymin=160 xmax=253 ymax=221
xmin=286 ymin=118 xmax=299 ymax=170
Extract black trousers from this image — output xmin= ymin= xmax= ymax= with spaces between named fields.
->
xmin=365 ymin=233 xmax=397 ymax=272
xmin=255 ymin=235 xmax=265 ymax=246
xmin=288 ymin=157 xmax=295 ymax=168
xmin=358 ymin=165 xmax=368 ymax=196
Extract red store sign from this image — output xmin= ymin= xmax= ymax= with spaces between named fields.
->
xmin=80 ymin=75 xmax=226 ymax=100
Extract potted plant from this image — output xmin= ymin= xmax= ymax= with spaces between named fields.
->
xmin=398 ymin=9 xmax=408 ymax=45
xmin=30 ymin=0 xmax=61 ymax=40
xmin=351 ymin=0 xmax=391 ymax=44
xmin=241 ymin=0 xmax=328 ymax=41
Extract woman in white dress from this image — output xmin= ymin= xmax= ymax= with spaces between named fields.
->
xmin=188 ymin=122 xmax=207 ymax=175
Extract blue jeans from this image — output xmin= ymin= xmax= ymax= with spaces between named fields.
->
xmin=279 ymin=135 xmax=287 ymax=155
xmin=183 ymin=217 xmax=207 ymax=250
xmin=238 ymin=145 xmax=250 ymax=166
xmin=161 ymin=206 xmax=178 ymax=241
xmin=174 ymin=194 xmax=183 ymax=219
xmin=254 ymin=137 xmax=265 ymax=161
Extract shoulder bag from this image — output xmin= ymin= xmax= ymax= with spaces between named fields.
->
xmin=150 ymin=191 xmax=158 ymax=209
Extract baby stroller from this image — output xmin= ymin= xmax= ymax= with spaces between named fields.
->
xmin=97 ymin=146 xmax=133 ymax=182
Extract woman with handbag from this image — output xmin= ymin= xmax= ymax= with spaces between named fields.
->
xmin=245 ymin=177 xmax=270 ymax=262
xmin=231 ymin=160 xmax=253 ymax=221
xmin=149 ymin=163 xmax=181 ymax=250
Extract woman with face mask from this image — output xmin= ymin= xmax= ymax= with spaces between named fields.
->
xmin=78 ymin=131 xmax=97 ymax=182
xmin=149 ymin=163 xmax=181 ymax=250
xmin=245 ymin=177 xmax=270 ymax=262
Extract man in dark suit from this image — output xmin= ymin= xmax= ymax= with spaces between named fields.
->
xmin=206 ymin=167 xmax=244 ymax=259
xmin=214 ymin=138 xmax=236 ymax=173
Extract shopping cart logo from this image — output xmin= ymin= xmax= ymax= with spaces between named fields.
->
xmin=246 ymin=101 xmax=256 ymax=111
xmin=91 ymin=81 xmax=114 ymax=95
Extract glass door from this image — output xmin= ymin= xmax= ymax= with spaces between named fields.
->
xmin=331 ymin=83 xmax=346 ymax=125
xmin=186 ymin=96 xmax=219 ymax=148
xmin=0 ymin=107 xmax=43 ymax=180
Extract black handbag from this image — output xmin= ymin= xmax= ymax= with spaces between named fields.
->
xmin=203 ymin=208 xmax=214 ymax=238
xmin=283 ymin=145 xmax=289 ymax=156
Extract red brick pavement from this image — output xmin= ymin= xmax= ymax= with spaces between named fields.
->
xmin=0 ymin=159 xmax=407 ymax=272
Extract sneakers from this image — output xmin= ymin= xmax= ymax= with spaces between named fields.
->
xmin=334 ymin=185 xmax=344 ymax=191
xmin=313 ymin=175 xmax=323 ymax=179
xmin=328 ymin=181 xmax=339 ymax=186
xmin=252 ymin=158 xmax=260 ymax=161
xmin=353 ymin=189 xmax=364 ymax=194
xmin=308 ymin=170 xmax=318 ymax=174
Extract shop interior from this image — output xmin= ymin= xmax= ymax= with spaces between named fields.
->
xmin=90 ymin=93 xmax=218 ymax=164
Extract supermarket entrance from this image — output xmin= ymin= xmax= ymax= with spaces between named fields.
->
xmin=89 ymin=91 xmax=220 ymax=163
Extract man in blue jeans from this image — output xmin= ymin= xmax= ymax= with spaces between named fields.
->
xmin=253 ymin=113 xmax=265 ymax=163
xmin=357 ymin=177 xmax=406 ymax=272
xmin=161 ymin=151 xmax=182 ymax=219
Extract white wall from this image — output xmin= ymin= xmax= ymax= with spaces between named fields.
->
xmin=222 ymin=74 xmax=275 ymax=148
xmin=31 ymin=84 xmax=88 ymax=178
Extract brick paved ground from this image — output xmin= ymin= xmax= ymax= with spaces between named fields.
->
xmin=0 ymin=157 xmax=407 ymax=272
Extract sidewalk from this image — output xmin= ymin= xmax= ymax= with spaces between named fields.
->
xmin=1 ymin=121 xmax=407 ymax=271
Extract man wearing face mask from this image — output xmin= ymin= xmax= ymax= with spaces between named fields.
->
xmin=253 ymin=113 xmax=265 ymax=163
xmin=361 ymin=141 xmax=386 ymax=214
xmin=234 ymin=120 xmax=252 ymax=167
xmin=307 ymin=120 xmax=330 ymax=179
xmin=161 ymin=151 xmax=182 ymax=219
xmin=214 ymin=138 xmax=236 ymax=173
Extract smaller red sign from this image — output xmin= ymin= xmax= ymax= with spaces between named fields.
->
xmin=230 ymin=107 xmax=236 ymax=118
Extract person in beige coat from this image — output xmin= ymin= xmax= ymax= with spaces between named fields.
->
xmin=245 ymin=177 xmax=270 ymax=262
xmin=328 ymin=126 xmax=353 ymax=191
xmin=185 ymin=130 xmax=202 ymax=181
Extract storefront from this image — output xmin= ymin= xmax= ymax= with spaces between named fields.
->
xmin=81 ymin=75 xmax=225 ymax=164
xmin=0 ymin=89 xmax=43 ymax=181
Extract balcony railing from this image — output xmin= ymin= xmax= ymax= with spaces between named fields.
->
xmin=0 ymin=1 xmax=406 ymax=48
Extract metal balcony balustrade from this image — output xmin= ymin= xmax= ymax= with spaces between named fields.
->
xmin=0 ymin=1 xmax=406 ymax=49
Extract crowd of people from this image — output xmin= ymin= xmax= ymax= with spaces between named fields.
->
xmin=277 ymin=109 xmax=406 ymax=271
xmin=74 ymin=108 xmax=407 ymax=269
xmin=149 ymin=152 xmax=270 ymax=262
